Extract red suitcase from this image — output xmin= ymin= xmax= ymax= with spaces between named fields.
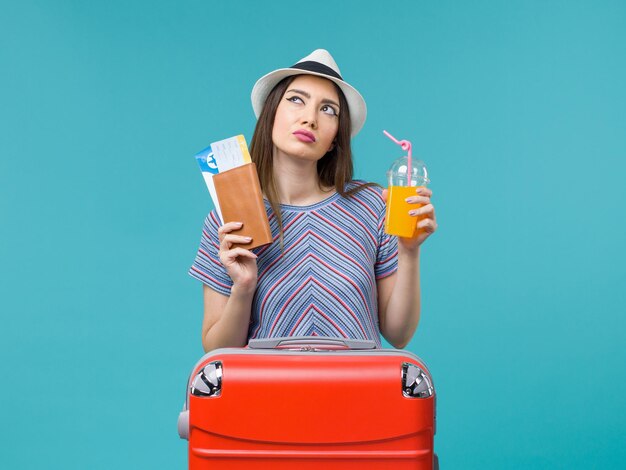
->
xmin=178 ymin=337 xmax=437 ymax=469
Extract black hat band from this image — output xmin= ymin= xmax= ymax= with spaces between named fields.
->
xmin=290 ymin=61 xmax=343 ymax=81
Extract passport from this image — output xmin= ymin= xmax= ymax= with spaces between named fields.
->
xmin=212 ymin=162 xmax=273 ymax=250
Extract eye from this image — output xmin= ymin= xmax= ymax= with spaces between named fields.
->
xmin=321 ymin=105 xmax=338 ymax=116
xmin=286 ymin=96 xmax=304 ymax=104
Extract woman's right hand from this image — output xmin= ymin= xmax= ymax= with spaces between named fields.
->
xmin=218 ymin=222 xmax=258 ymax=293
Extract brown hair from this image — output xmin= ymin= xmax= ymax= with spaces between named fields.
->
xmin=249 ymin=75 xmax=376 ymax=242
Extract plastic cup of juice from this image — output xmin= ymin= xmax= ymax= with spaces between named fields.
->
xmin=384 ymin=156 xmax=429 ymax=238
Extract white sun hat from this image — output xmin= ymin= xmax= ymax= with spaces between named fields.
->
xmin=250 ymin=49 xmax=367 ymax=137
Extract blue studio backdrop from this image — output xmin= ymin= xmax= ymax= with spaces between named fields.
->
xmin=1 ymin=1 xmax=625 ymax=468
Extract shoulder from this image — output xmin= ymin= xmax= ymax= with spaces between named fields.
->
xmin=333 ymin=180 xmax=386 ymax=220
xmin=346 ymin=179 xmax=382 ymax=192
xmin=203 ymin=210 xmax=223 ymax=232
xmin=344 ymin=180 xmax=385 ymax=205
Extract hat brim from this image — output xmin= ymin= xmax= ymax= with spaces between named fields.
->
xmin=251 ymin=67 xmax=367 ymax=137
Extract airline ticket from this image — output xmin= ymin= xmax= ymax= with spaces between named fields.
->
xmin=194 ymin=134 xmax=252 ymax=222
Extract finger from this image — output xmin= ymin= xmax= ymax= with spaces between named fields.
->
xmin=415 ymin=187 xmax=433 ymax=197
xmin=220 ymin=234 xmax=253 ymax=251
xmin=219 ymin=236 xmax=231 ymax=251
xmin=409 ymin=204 xmax=434 ymax=217
xmin=218 ymin=222 xmax=243 ymax=238
xmin=231 ymin=247 xmax=258 ymax=260
xmin=381 ymin=188 xmax=388 ymax=203
xmin=417 ymin=218 xmax=438 ymax=233
xmin=219 ymin=234 xmax=234 ymax=251
xmin=221 ymin=247 xmax=258 ymax=264
xmin=224 ymin=234 xmax=253 ymax=245
xmin=405 ymin=196 xmax=431 ymax=205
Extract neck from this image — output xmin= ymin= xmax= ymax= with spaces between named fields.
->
xmin=272 ymin=150 xmax=334 ymax=206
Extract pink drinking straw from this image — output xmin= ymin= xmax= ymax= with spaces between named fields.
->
xmin=383 ymin=130 xmax=413 ymax=186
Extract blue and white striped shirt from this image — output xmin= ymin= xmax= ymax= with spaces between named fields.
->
xmin=189 ymin=181 xmax=398 ymax=347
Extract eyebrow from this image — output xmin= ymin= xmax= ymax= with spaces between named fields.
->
xmin=286 ymin=88 xmax=340 ymax=108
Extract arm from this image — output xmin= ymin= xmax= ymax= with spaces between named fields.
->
xmin=377 ymin=187 xmax=437 ymax=348
xmin=200 ymin=221 xmax=259 ymax=352
xmin=201 ymin=284 xmax=254 ymax=351
xmin=377 ymin=250 xmax=421 ymax=348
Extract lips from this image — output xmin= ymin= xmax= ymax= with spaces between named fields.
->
xmin=293 ymin=130 xmax=316 ymax=143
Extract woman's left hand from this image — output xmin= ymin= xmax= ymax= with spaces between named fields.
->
xmin=382 ymin=186 xmax=438 ymax=252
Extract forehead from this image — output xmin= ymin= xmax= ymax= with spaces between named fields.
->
xmin=288 ymin=75 xmax=339 ymax=101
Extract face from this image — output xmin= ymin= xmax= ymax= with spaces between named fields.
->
xmin=271 ymin=74 xmax=340 ymax=162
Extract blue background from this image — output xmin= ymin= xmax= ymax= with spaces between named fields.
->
xmin=1 ymin=1 xmax=625 ymax=468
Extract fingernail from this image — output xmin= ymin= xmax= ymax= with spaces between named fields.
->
xmin=244 ymin=236 xmax=252 ymax=241
xmin=409 ymin=210 xmax=419 ymax=216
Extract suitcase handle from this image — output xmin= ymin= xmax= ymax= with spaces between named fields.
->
xmin=247 ymin=336 xmax=377 ymax=350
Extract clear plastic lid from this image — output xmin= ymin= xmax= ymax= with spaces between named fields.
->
xmin=387 ymin=156 xmax=429 ymax=187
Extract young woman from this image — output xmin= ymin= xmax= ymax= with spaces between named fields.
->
xmin=190 ymin=49 xmax=437 ymax=351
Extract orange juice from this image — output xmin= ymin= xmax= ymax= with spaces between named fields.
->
xmin=384 ymin=185 xmax=423 ymax=238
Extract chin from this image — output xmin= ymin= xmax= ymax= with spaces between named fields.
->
xmin=279 ymin=144 xmax=325 ymax=161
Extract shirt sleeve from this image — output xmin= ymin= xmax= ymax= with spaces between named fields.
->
xmin=374 ymin=192 xmax=399 ymax=280
xmin=188 ymin=211 xmax=233 ymax=295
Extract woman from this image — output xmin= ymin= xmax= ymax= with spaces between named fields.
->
xmin=190 ymin=49 xmax=437 ymax=351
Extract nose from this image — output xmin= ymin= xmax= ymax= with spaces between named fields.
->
xmin=301 ymin=107 xmax=317 ymax=129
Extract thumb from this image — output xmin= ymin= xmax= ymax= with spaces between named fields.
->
xmin=381 ymin=188 xmax=388 ymax=203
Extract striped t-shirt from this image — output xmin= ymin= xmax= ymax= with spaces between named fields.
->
xmin=189 ymin=181 xmax=398 ymax=347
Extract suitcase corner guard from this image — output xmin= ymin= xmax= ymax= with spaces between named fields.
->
xmin=178 ymin=409 xmax=189 ymax=440
xmin=190 ymin=361 xmax=223 ymax=397
xmin=401 ymin=362 xmax=434 ymax=398
xmin=179 ymin=360 xmax=223 ymax=441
